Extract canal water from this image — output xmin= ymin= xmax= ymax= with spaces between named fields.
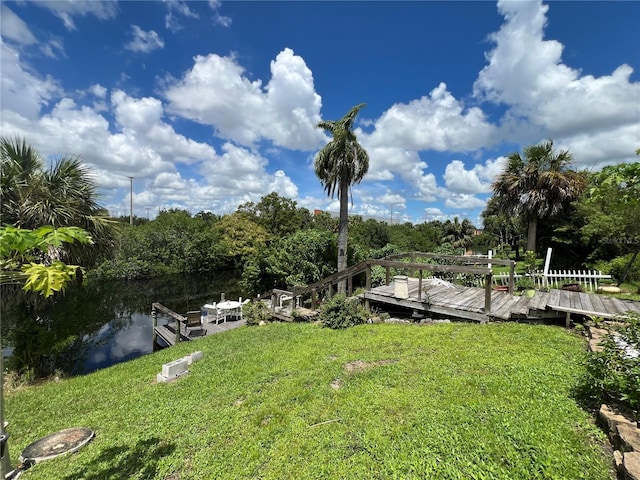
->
xmin=1 ymin=272 xmax=243 ymax=377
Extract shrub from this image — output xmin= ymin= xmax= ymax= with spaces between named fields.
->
xmin=317 ymin=294 xmax=370 ymax=329
xmin=577 ymin=312 xmax=640 ymax=415
xmin=593 ymin=253 xmax=640 ymax=283
xmin=522 ymin=250 xmax=538 ymax=275
xmin=515 ymin=276 xmax=535 ymax=290
xmin=243 ymin=300 xmax=271 ymax=326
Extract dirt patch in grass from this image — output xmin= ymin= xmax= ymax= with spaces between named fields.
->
xmin=344 ymin=359 xmax=396 ymax=373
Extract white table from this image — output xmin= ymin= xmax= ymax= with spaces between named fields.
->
xmin=216 ymin=300 xmax=242 ymax=322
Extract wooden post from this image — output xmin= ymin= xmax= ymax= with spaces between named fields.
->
xmin=484 ymin=272 xmax=492 ymax=313
xmin=175 ymin=317 xmax=181 ymax=344
xmin=565 ymin=311 xmax=571 ymax=329
xmin=365 ymin=264 xmax=372 ymax=291
xmin=151 ymin=305 xmax=158 ymax=347
xmin=347 ymin=275 xmax=353 ymax=296
xmin=385 ymin=266 xmax=390 ymax=285
xmin=411 ymin=252 xmax=416 ymax=278
xmin=508 ymin=261 xmax=515 ymax=294
xmin=418 ymin=269 xmax=423 ymax=302
xmin=365 ymin=264 xmax=372 ymax=310
xmin=311 ymin=289 xmax=317 ymax=310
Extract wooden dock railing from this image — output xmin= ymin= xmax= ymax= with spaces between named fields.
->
xmin=289 ymin=252 xmax=516 ymax=314
xmin=152 ymin=302 xmax=187 ymax=346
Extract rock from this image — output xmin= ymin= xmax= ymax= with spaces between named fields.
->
xmin=599 ymin=405 xmax=637 ymax=433
xmin=599 ymin=286 xmax=623 ymax=294
xmin=258 ymin=320 xmax=266 ymax=326
xmin=589 ymin=339 xmax=604 ymax=353
xmin=614 ymin=450 xmax=624 ymax=475
xmin=623 ymin=452 xmax=640 ymax=480
xmin=589 ymin=327 xmax=609 ymax=339
xmin=618 ymin=423 xmax=640 ymax=452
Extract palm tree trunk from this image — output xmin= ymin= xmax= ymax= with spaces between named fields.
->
xmin=526 ymin=215 xmax=537 ymax=253
xmin=337 ymin=177 xmax=349 ymax=294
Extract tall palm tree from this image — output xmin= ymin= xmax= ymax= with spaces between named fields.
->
xmin=492 ymin=139 xmax=586 ymax=253
xmin=0 ymin=137 xmax=114 ymax=266
xmin=314 ymin=104 xmax=369 ymax=289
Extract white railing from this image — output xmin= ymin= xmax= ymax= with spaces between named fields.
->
xmin=493 ymin=269 xmax=611 ymax=291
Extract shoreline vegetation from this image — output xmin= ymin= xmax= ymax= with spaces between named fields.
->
xmin=6 ymin=322 xmax=611 ymax=479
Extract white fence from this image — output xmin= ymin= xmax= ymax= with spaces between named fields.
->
xmin=494 ymin=269 xmax=612 ymax=291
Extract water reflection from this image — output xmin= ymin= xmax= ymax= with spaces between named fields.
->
xmin=1 ymin=272 xmax=243 ymax=376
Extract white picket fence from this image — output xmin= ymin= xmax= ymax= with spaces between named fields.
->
xmin=494 ymin=269 xmax=612 ymax=291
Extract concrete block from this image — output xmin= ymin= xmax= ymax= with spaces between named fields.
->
xmin=162 ymin=358 xmax=189 ymax=378
xmin=156 ymin=371 xmax=189 ymax=383
xmin=185 ymin=351 xmax=203 ymax=365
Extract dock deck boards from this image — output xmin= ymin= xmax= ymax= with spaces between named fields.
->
xmin=363 ymin=277 xmax=640 ymax=323
xmin=154 ymin=317 xmax=246 ymax=347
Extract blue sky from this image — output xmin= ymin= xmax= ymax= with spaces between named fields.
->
xmin=1 ymin=1 xmax=638 ymax=225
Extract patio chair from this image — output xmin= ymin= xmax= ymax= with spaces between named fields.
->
xmin=185 ymin=311 xmax=205 ymax=336
xmin=203 ymin=303 xmax=223 ymax=324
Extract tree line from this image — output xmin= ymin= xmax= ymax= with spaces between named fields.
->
xmin=2 ymin=133 xmax=639 ymax=299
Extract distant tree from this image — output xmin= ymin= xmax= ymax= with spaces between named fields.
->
xmin=481 ymin=196 xmax=525 ymax=259
xmin=237 ymin=192 xmax=312 ymax=237
xmin=0 ymin=137 xmax=114 ymax=267
xmin=315 ymin=104 xmax=369 ymax=291
xmin=491 ymin=139 xmax=586 ymax=254
xmin=442 ymin=217 xmax=476 ymax=252
xmin=349 ymin=217 xmax=390 ymax=251
xmin=216 ymin=213 xmax=269 ymax=267
xmin=242 ymin=229 xmax=337 ymax=294
xmin=388 ymin=222 xmax=419 ymax=252
xmin=311 ymin=211 xmax=338 ymax=233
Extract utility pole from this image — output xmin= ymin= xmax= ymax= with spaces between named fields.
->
xmin=388 ymin=203 xmax=402 ymax=225
xmin=128 ymin=176 xmax=134 ymax=226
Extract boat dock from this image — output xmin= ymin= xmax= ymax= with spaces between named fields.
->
xmin=364 ymin=277 xmax=640 ymax=325
xmin=152 ymin=302 xmax=245 ymax=347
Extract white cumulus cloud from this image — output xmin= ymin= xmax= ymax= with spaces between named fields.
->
xmin=164 ymin=48 xmax=326 ymax=151
xmin=474 ymin=0 xmax=639 ymax=168
xmin=126 ymin=25 xmax=165 ymax=53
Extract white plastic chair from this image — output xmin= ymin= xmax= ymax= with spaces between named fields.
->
xmin=203 ymin=303 xmax=223 ymax=324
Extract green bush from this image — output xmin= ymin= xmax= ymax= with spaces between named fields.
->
xmin=317 ymin=294 xmax=370 ymax=329
xmin=578 ymin=312 xmax=640 ymax=415
xmin=243 ymin=300 xmax=272 ymax=326
xmin=594 ymin=253 xmax=640 ymax=282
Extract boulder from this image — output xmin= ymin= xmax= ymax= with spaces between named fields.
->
xmin=624 ymin=452 xmax=640 ymax=480
xmin=618 ymin=423 xmax=640 ymax=452
xmin=599 ymin=405 xmax=637 ymax=433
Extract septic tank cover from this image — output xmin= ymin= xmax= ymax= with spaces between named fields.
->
xmin=20 ymin=427 xmax=94 ymax=464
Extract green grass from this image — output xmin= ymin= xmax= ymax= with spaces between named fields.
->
xmin=6 ymin=323 xmax=610 ymax=479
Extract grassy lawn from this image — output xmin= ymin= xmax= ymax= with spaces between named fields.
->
xmin=6 ymin=322 xmax=610 ymax=479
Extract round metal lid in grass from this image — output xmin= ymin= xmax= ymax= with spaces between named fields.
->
xmin=20 ymin=427 xmax=94 ymax=465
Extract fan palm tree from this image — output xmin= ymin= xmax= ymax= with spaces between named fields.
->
xmin=492 ymin=139 xmax=586 ymax=254
xmin=314 ymin=104 xmax=369 ymax=289
xmin=442 ymin=217 xmax=476 ymax=252
xmin=0 ymin=137 xmax=114 ymax=266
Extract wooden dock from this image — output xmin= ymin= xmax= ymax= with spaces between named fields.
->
xmin=364 ymin=277 xmax=640 ymax=325
xmin=152 ymin=302 xmax=245 ymax=347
